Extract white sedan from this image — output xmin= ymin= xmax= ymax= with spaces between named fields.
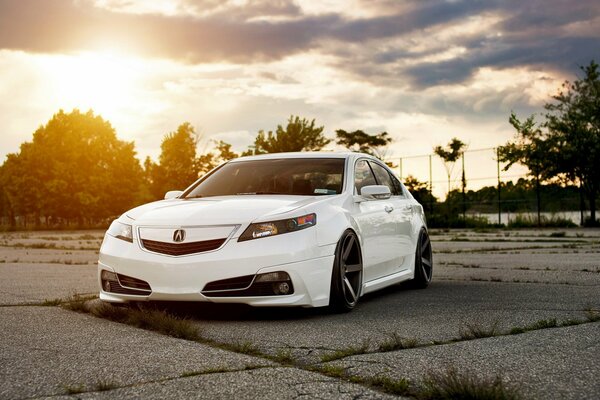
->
xmin=98 ymin=152 xmax=432 ymax=311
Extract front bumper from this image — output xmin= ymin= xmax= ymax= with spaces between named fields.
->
xmin=98 ymin=228 xmax=335 ymax=307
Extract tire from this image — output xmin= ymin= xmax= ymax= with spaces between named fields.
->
xmin=329 ymin=230 xmax=363 ymax=312
xmin=410 ymin=228 xmax=433 ymax=289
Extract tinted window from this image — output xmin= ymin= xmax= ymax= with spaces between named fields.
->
xmin=388 ymin=172 xmax=404 ymax=196
xmin=184 ymin=158 xmax=345 ymax=198
xmin=354 ymin=160 xmax=377 ymax=194
xmin=369 ymin=162 xmax=395 ymax=193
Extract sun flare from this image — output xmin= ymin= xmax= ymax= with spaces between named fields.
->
xmin=40 ymin=51 xmax=146 ymax=116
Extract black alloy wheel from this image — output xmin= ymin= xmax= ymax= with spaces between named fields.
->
xmin=330 ymin=230 xmax=363 ymax=312
xmin=411 ymin=228 xmax=433 ymax=288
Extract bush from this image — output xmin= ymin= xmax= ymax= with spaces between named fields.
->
xmin=507 ymin=214 xmax=576 ymax=228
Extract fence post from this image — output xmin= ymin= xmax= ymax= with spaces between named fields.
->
xmin=399 ymin=157 xmax=403 ymax=180
xmin=496 ymin=147 xmax=501 ymax=225
xmin=429 ymin=154 xmax=433 ymax=215
xmin=461 ymin=152 xmax=466 ymax=220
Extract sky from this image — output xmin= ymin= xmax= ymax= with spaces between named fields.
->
xmin=0 ymin=0 xmax=599 ymax=195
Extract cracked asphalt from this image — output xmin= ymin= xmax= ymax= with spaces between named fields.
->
xmin=1 ymin=228 xmax=599 ymax=399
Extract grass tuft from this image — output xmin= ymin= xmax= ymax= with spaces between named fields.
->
xmin=270 ymin=348 xmax=294 ymax=364
xmin=89 ymin=303 xmax=202 ymax=341
xmin=41 ymin=298 xmax=62 ymax=306
xmin=315 ymin=364 xmax=346 ymax=378
xmin=584 ymin=309 xmax=600 ymax=322
xmin=95 ymin=380 xmax=118 ymax=391
xmin=378 ymin=332 xmax=419 ymax=352
xmin=459 ymin=322 xmax=499 ymax=340
xmin=421 ymin=368 xmax=523 ymax=400
xmin=320 ymin=340 xmax=370 ymax=362
xmin=369 ymin=375 xmax=411 ymax=396
xmin=62 ymin=384 xmax=86 ymax=395
xmin=226 ymin=341 xmax=263 ymax=356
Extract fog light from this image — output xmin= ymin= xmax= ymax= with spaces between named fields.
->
xmin=255 ymin=271 xmax=290 ymax=283
xmin=101 ymin=270 xmax=118 ymax=282
xmin=273 ymin=282 xmax=290 ymax=295
xmin=103 ymin=279 xmax=111 ymax=292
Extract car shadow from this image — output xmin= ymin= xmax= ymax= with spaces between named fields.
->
xmin=141 ymin=281 xmax=422 ymax=322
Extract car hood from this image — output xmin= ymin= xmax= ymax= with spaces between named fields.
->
xmin=124 ymin=195 xmax=325 ymax=226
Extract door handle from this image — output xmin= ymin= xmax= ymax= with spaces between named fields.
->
xmin=384 ymin=206 xmax=394 ymax=213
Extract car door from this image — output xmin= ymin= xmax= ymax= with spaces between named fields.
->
xmin=352 ymin=159 xmax=399 ymax=282
xmin=368 ymin=161 xmax=414 ymax=271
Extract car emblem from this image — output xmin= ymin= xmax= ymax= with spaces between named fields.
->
xmin=173 ymin=229 xmax=186 ymax=243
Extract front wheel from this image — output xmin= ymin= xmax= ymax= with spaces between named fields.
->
xmin=409 ymin=228 xmax=433 ymax=289
xmin=329 ymin=230 xmax=363 ymax=312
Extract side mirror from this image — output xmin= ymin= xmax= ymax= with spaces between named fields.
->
xmin=360 ymin=185 xmax=391 ymax=200
xmin=164 ymin=190 xmax=183 ymax=200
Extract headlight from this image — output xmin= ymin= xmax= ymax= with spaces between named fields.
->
xmin=107 ymin=220 xmax=133 ymax=243
xmin=238 ymin=213 xmax=316 ymax=241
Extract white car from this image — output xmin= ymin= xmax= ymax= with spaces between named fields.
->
xmin=98 ymin=152 xmax=432 ymax=311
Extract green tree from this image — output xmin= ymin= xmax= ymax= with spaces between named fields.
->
xmin=149 ymin=122 xmax=200 ymax=198
xmin=498 ymin=113 xmax=551 ymax=225
xmin=335 ymin=129 xmax=392 ymax=159
xmin=1 ymin=109 xmax=143 ymax=225
xmin=244 ymin=115 xmax=330 ymax=154
xmin=544 ymin=61 xmax=600 ymax=224
xmin=434 ymin=138 xmax=466 ymax=195
xmin=404 ymin=175 xmax=436 ymax=206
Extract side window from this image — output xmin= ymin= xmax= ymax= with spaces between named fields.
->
xmin=354 ymin=160 xmax=377 ymax=194
xmin=388 ymin=172 xmax=404 ymax=196
xmin=369 ymin=162 xmax=395 ymax=194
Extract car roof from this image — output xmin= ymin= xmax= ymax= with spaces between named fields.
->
xmin=228 ymin=151 xmax=373 ymax=162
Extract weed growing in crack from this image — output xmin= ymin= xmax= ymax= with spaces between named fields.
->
xmin=270 ymin=348 xmax=294 ymax=364
xmin=584 ymin=308 xmax=600 ymax=322
xmin=368 ymin=375 xmax=411 ymax=396
xmin=320 ymin=340 xmax=370 ymax=362
xmin=459 ymin=322 xmax=499 ymax=340
xmin=62 ymin=384 xmax=86 ymax=395
xmin=95 ymin=380 xmax=118 ymax=391
xmin=420 ymin=368 xmax=523 ymax=400
xmin=378 ymin=332 xmax=419 ymax=352
xmin=227 ymin=341 xmax=262 ymax=357
xmin=41 ymin=298 xmax=62 ymax=306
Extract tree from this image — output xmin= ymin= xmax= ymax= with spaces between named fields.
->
xmin=335 ymin=129 xmax=392 ymax=159
xmin=404 ymin=175 xmax=436 ymax=206
xmin=433 ymin=138 xmax=466 ymax=195
xmin=149 ymin=122 xmax=200 ymax=198
xmin=544 ymin=61 xmax=600 ymax=224
xmin=1 ymin=109 xmax=143 ymax=225
xmin=498 ymin=113 xmax=552 ymax=225
xmin=244 ymin=115 xmax=330 ymax=154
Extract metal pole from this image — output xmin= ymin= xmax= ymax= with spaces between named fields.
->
xmin=462 ymin=153 xmax=466 ymax=220
xmin=399 ymin=157 xmax=403 ymax=180
xmin=496 ymin=148 xmax=501 ymax=225
xmin=429 ymin=155 xmax=433 ymax=215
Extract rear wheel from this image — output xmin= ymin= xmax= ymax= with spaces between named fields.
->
xmin=410 ymin=228 xmax=433 ymax=289
xmin=329 ymin=230 xmax=363 ymax=312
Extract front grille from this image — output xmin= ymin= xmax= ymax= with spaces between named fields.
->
xmin=108 ymin=281 xmax=151 ymax=296
xmin=202 ymin=275 xmax=254 ymax=292
xmin=117 ymin=273 xmax=151 ymax=291
xmin=141 ymin=238 xmax=226 ymax=256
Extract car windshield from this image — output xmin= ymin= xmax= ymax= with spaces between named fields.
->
xmin=184 ymin=158 xmax=345 ymax=198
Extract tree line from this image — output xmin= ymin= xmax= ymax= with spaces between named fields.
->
xmin=1 ymin=61 xmax=597 ymax=228
xmin=0 ymin=112 xmax=390 ymax=227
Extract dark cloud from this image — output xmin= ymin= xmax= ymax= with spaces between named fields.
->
xmin=0 ymin=0 xmax=598 ymax=87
